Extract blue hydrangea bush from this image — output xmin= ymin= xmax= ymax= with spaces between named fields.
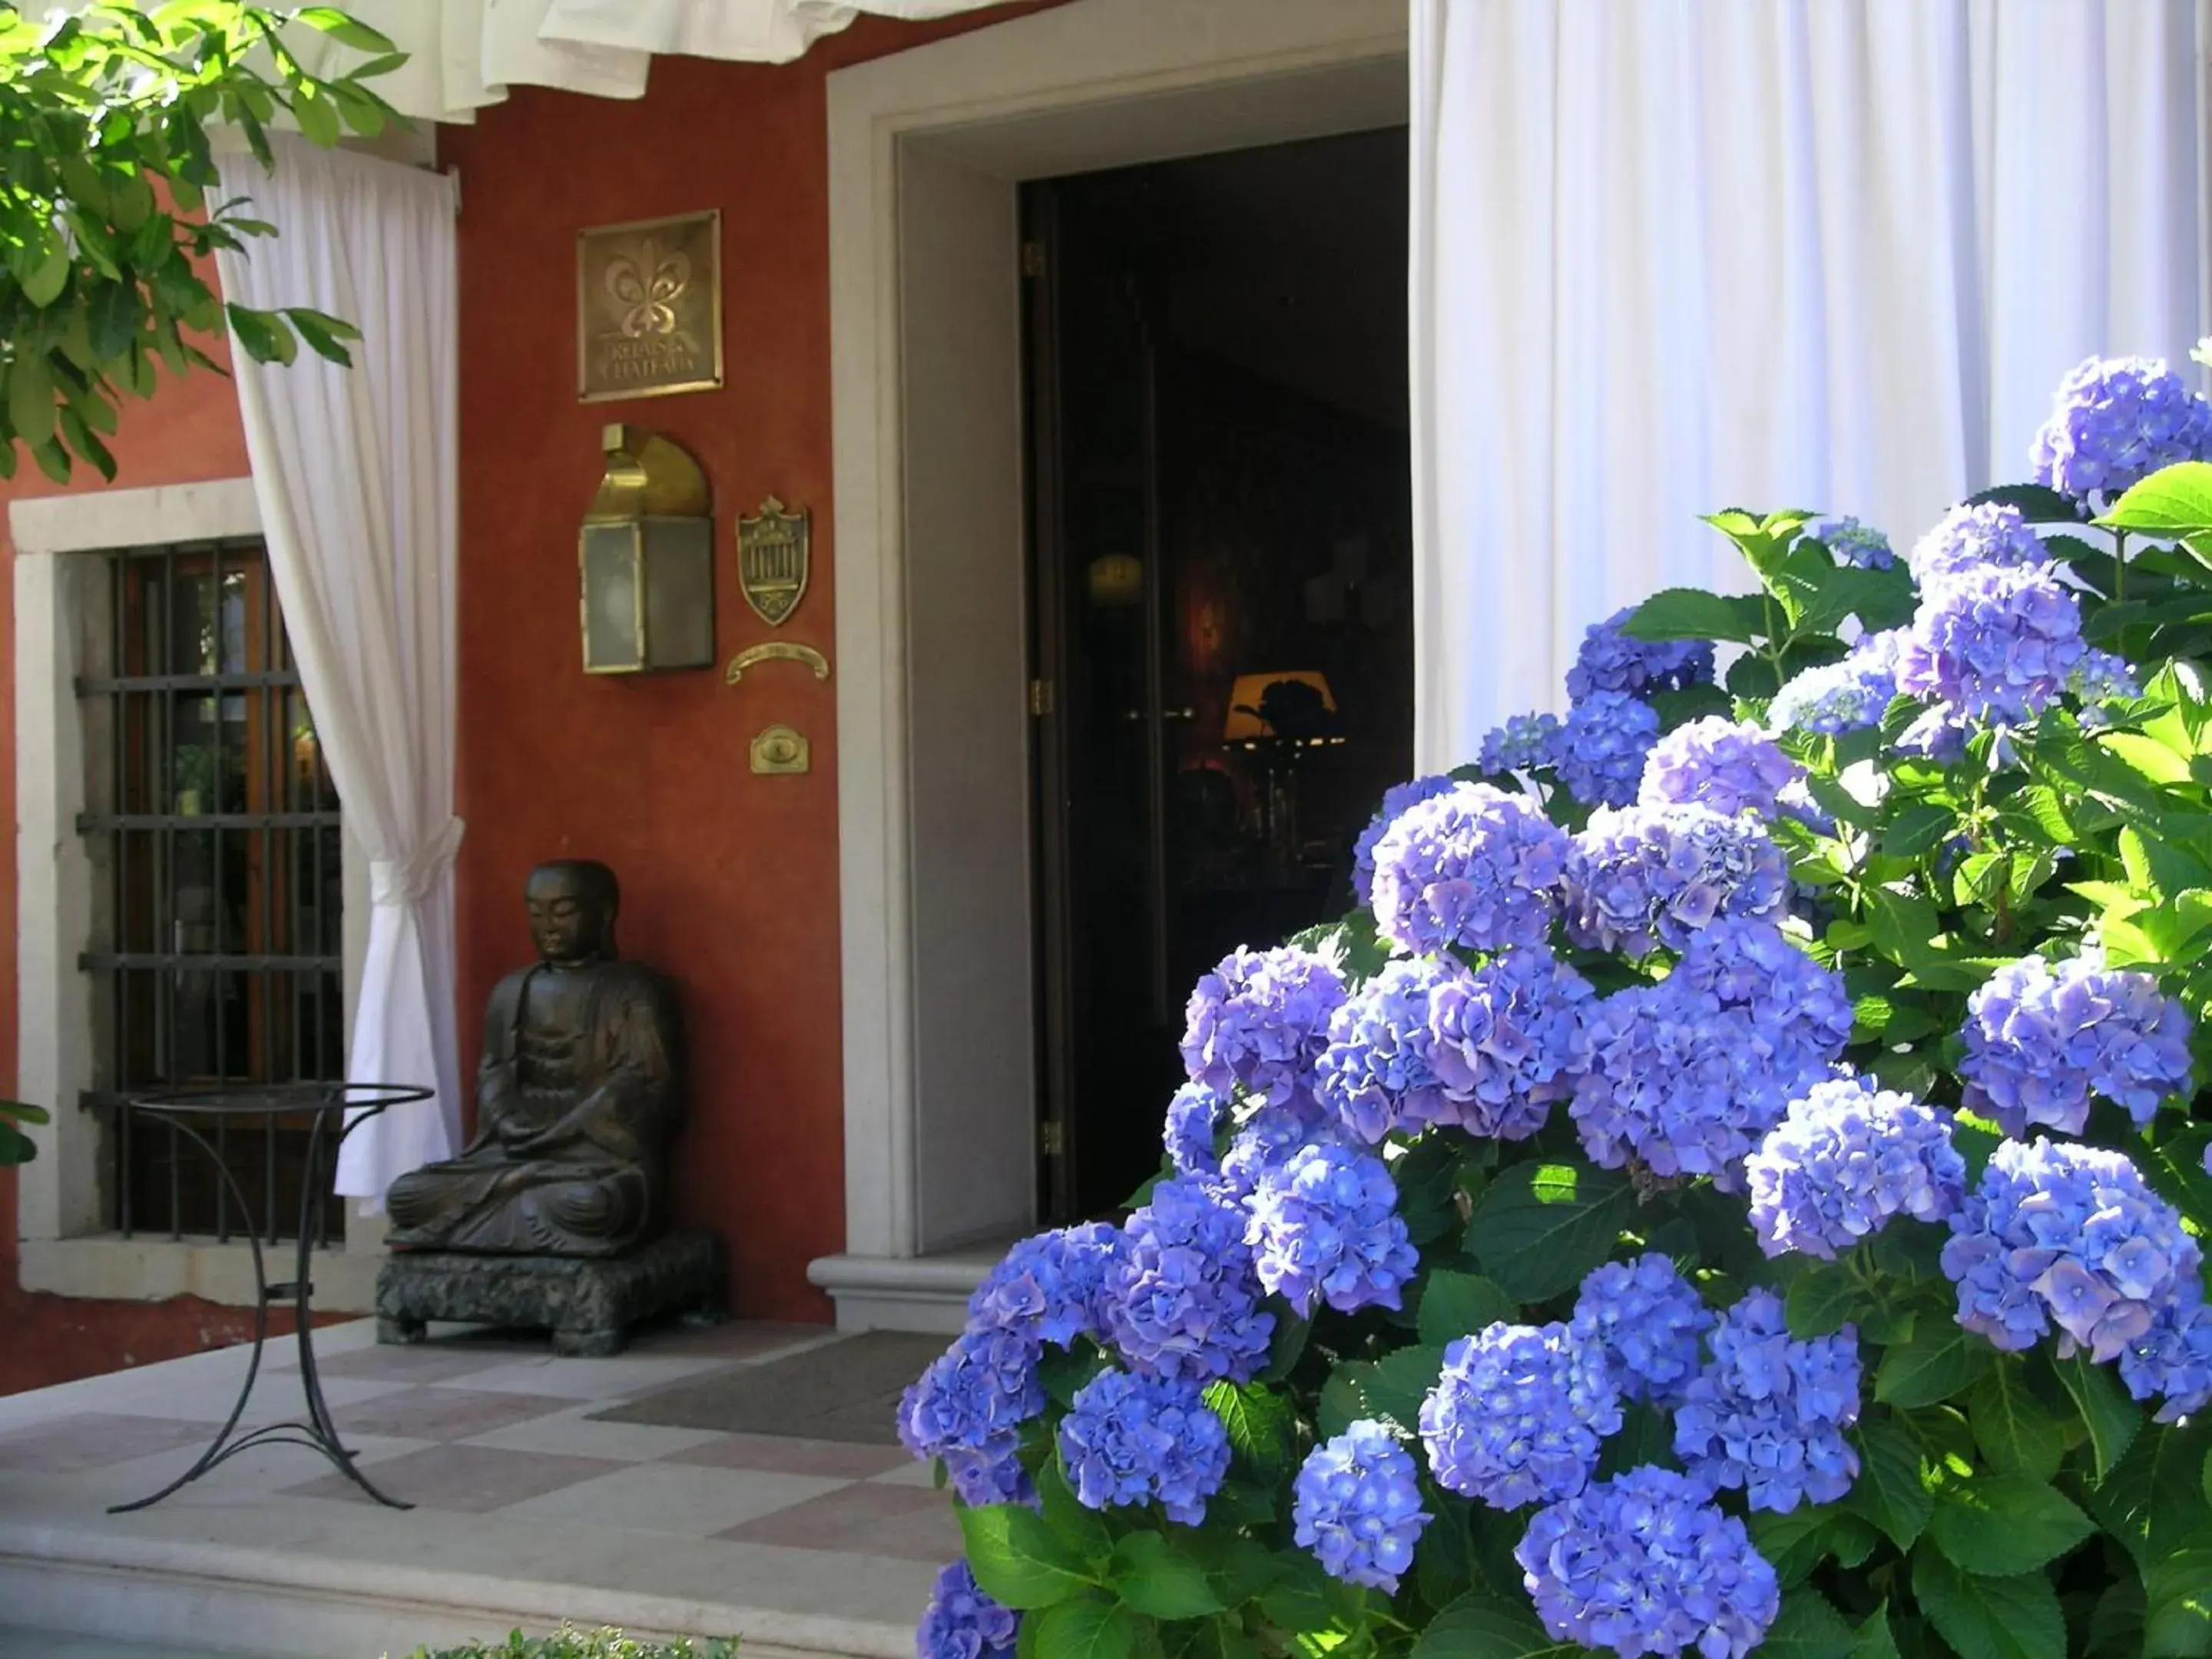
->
xmin=904 ymin=354 xmax=2212 ymax=1659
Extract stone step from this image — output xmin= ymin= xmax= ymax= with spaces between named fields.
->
xmin=0 ymin=1522 xmax=889 ymax=1659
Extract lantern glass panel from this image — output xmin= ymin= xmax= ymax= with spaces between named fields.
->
xmin=581 ymin=523 xmax=644 ymax=673
xmin=641 ymin=515 xmax=715 ymax=671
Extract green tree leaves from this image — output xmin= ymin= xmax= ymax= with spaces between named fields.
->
xmin=0 ymin=3 xmax=399 ymax=480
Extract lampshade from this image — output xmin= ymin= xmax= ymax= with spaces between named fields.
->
xmin=1224 ymin=670 xmax=1340 ymax=745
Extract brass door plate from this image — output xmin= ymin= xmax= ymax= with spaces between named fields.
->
xmin=750 ymin=724 xmax=810 ymax=774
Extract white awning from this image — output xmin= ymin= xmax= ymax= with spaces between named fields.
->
xmin=298 ymin=0 xmax=1018 ymax=123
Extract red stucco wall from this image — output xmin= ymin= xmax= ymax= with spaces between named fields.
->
xmin=0 ymin=3 xmax=1068 ymax=1389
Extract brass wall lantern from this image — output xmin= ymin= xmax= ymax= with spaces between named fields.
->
xmin=579 ymin=423 xmax=716 ymax=674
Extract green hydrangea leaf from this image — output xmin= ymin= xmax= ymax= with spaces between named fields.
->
xmin=1843 ymin=1419 xmax=1932 ymax=1551
xmin=1108 ymin=1533 xmax=1227 ymax=1621
xmin=1462 ymin=1162 xmax=1634 ymax=1303
xmin=1875 ymin=1320 xmax=1993 ymax=1409
xmin=1910 ymin=1548 xmax=2066 ymax=1659
xmin=1761 ymin=1588 xmax=1857 ymax=1659
xmin=1966 ymin=1363 xmax=2065 ymax=1483
xmin=1205 ymin=1380 xmax=1295 ymax=1476
xmin=1406 ymin=1591 xmax=1578 ymax=1659
xmin=1924 ymin=1476 xmax=2095 ymax=1575
xmin=958 ymin=1502 xmax=1097 ymax=1609
xmin=1783 ymin=1264 xmax=1861 ymax=1341
xmin=2054 ymin=1352 xmax=2144 ymax=1482
xmin=1418 ymin=1270 xmax=1518 ymax=1347
xmin=1031 ymin=1598 xmax=1138 ymax=1659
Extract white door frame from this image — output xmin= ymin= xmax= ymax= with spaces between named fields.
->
xmin=816 ymin=0 xmax=1409 ymax=1315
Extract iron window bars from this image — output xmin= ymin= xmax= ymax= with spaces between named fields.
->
xmin=76 ymin=539 xmax=348 ymax=1244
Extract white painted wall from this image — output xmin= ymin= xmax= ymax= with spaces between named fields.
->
xmin=900 ymin=144 xmax=1037 ymax=1253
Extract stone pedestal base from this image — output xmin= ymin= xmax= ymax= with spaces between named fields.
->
xmin=375 ymin=1230 xmax=726 ymax=1357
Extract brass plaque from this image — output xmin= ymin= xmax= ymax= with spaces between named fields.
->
xmin=724 ymin=641 xmax=830 ymax=684
xmin=577 ymin=210 xmax=724 ymax=403
xmin=738 ymin=496 xmax=810 ymax=627
xmin=750 ymin=724 xmax=810 ymax=775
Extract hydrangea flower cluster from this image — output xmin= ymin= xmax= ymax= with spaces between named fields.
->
xmin=1555 ymin=689 xmax=1662 ymax=808
xmin=1565 ymin=608 xmax=1716 ymax=702
xmin=1426 ymin=946 xmax=1595 ymax=1140
xmin=1561 ymin=803 xmax=1789 ymax=960
xmin=1100 ymin=1176 xmax=1274 ymax=1382
xmin=2030 ymin=354 xmax=2212 ymax=500
xmin=1478 ymin=711 xmax=1563 ymax=776
xmin=1290 ymin=1422 xmax=1432 ymax=1593
xmin=1897 ymin=560 xmax=2088 ymax=726
xmin=1906 ymin=502 xmax=2051 ymax=588
xmin=2118 ymin=1293 xmax=2212 ymax=1422
xmin=1673 ymin=1289 xmax=1862 ymax=1514
xmin=1245 ymin=1143 xmax=1419 ymax=1316
xmin=916 ymin=1561 xmax=1020 ymax=1659
xmin=1316 ymin=958 xmax=1459 ymax=1144
xmin=1816 ymin=515 xmax=1895 ymax=569
xmin=1743 ymin=1077 xmax=1966 ymax=1260
xmin=1369 ymin=782 xmax=1568 ymax=955
xmin=899 ymin=1328 xmax=1045 ymax=1507
xmin=1217 ymin=1104 xmax=1340 ymax=1200
xmin=2071 ymin=648 xmax=2142 ymax=709
xmin=1419 ymin=1321 xmax=1621 ymax=1510
xmin=1351 ymin=775 xmax=1459 ymax=906
xmin=1516 ymin=1467 xmax=1780 ymax=1659
xmin=1941 ymin=1137 xmax=2202 ymax=1362
xmin=1959 ymin=955 xmax=2195 ymax=1136
xmin=1767 ymin=634 xmax=1902 ymax=736
xmin=1057 ymin=1368 xmax=1230 ymax=1526
xmin=1164 ymin=1081 xmax=1230 ymax=1177
xmin=1573 ymin=919 xmax=1853 ymax=1184
xmin=966 ymin=1224 xmax=1121 ymax=1347
xmin=1568 ymin=1254 xmax=1714 ymax=1409
xmin=1637 ymin=717 xmax=1803 ymax=819
xmin=1181 ymin=946 xmax=1346 ymax=1114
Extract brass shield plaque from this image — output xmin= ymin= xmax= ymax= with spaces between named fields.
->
xmin=577 ymin=210 xmax=724 ymax=402
xmin=737 ymin=496 xmax=810 ymax=628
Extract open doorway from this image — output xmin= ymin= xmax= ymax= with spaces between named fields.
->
xmin=1025 ymin=127 xmax=1414 ymax=1223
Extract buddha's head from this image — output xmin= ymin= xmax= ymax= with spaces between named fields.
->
xmin=525 ymin=860 xmax=620 ymax=966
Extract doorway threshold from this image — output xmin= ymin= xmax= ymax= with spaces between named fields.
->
xmin=806 ymin=1240 xmax=1014 ymax=1334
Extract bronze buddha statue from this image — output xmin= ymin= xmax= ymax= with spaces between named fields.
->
xmin=385 ymin=860 xmax=680 ymax=1258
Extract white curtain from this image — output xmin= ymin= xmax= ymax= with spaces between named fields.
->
xmin=214 ymin=137 xmax=464 ymax=1209
xmin=1411 ymin=0 xmax=2207 ymax=772
xmin=301 ymin=0 xmax=1016 ymax=121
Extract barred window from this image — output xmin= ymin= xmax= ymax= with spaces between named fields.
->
xmin=78 ymin=539 xmax=346 ymax=1242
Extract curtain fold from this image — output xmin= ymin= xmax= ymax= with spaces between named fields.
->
xmin=213 ymin=137 xmax=463 ymax=1209
xmin=316 ymin=0 xmax=1017 ymax=121
xmin=1411 ymin=0 xmax=2207 ymax=773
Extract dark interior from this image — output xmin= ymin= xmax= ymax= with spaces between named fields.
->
xmin=1025 ymin=125 xmax=1414 ymax=1222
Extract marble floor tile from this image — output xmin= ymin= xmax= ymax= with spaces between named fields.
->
xmin=665 ymin=1431 xmax=912 ymax=1480
xmin=0 ymin=1412 xmax=218 ymax=1473
xmin=281 ymin=1442 xmax=626 ymax=1512
xmin=326 ymin=1385 xmax=567 ymax=1442
xmin=717 ymin=1480 xmax=962 ymax=1560
xmin=495 ymin=1460 xmax=853 ymax=1536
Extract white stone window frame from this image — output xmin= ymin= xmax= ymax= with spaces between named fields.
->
xmin=9 ymin=478 xmax=381 ymax=1313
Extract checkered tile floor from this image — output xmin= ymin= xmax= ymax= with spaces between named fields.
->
xmin=0 ymin=1322 xmax=953 ymax=1555
xmin=0 ymin=1318 xmax=955 ymax=1656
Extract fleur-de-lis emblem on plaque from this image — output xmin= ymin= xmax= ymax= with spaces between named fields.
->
xmin=604 ymin=239 xmax=692 ymax=338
